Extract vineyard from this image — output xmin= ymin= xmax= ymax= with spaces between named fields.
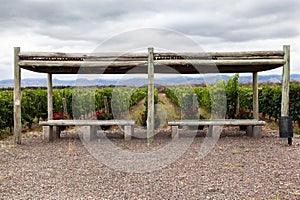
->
xmin=0 ymin=87 xmax=148 ymax=136
xmin=1 ymin=79 xmax=300 ymax=136
xmin=165 ymin=82 xmax=300 ymax=124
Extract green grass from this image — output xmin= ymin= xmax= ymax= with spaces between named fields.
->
xmin=293 ymin=127 xmax=300 ymax=135
xmin=129 ymin=93 xmax=181 ymax=127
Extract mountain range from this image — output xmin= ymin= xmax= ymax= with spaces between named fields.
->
xmin=1 ymin=74 xmax=300 ymax=88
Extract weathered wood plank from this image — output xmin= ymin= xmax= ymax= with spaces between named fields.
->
xmin=14 ymin=47 xmax=22 ymax=144
xmin=19 ymin=52 xmax=148 ymax=57
xmin=168 ymin=119 xmax=265 ymax=126
xmin=154 ymin=51 xmax=284 ymax=58
xmin=18 ymin=59 xmax=285 ymax=75
xmin=19 ymin=59 xmax=285 ymax=68
xmin=155 ymin=59 xmax=285 ymax=66
xmin=19 ymin=64 xmax=285 ymax=74
xmin=19 ymin=51 xmax=284 ymax=60
xmin=39 ymin=120 xmax=135 ymax=126
xmin=19 ymin=60 xmax=147 ymax=67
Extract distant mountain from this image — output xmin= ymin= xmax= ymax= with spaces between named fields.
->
xmin=0 ymin=74 xmax=300 ymax=88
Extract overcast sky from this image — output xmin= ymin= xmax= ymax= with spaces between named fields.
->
xmin=0 ymin=0 xmax=300 ymax=80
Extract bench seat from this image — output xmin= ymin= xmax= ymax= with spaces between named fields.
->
xmin=168 ymin=119 xmax=266 ymax=138
xmin=40 ymin=120 xmax=135 ymax=142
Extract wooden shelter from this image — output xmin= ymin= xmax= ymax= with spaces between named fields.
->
xmin=13 ymin=45 xmax=290 ymax=144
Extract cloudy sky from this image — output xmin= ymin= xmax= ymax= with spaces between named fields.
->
xmin=0 ymin=0 xmax=300 ymax=80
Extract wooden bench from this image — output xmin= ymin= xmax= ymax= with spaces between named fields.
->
xmin=39 ymin=120 xmax=135 ymax=142
xmin=168 ymin=119 xmax=266 ymax=138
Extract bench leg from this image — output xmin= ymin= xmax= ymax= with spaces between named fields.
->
xmin=124 ymin=125 xmax=132 ymax=141
xmin=207 ymin=126 xmax=213 ymax=137
xmin=246 ymin=125 xmax=253 ymax=136
xmin=171 ymin=126 xmax=179 ymax=139
xmin=246 ymin=126 xmax=262 ymax=138
xmin=252 ymin=126 xmax=262 ymax=138
xmin=207 ymin=126 xmax=221 ymax=137
xmin=53 ymin=126 xmax=61 ymax=138
xmin=43 ymin=126 xmax=54 ymax=142
xmin=82 ymin=126 xmax=97 ymax=142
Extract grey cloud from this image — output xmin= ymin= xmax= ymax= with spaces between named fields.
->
xmin=235 ymin=0 xmax=300 ymax=18
xmin=1 ymin=0 xmax=299 ymax=44
xmin=167 ymin=1 xmax=300 ymax=42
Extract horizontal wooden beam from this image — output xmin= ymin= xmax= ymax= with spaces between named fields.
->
xmin=155 ymin=50 xmax=284 ymax=58
xmin=19 ymin=50 xmax=284 ymax=60
xmin=19 ymin=59 xmax=285 ymax=68
xmin=19 ymin=52 xmax=148 ymax=59
xmin=19 ymin=65 xmax=284 ymax=74
xmin=19 ymin=60 xmax=147 ymax=68
xmin=155 ymin=59 xmax=285 ymax=66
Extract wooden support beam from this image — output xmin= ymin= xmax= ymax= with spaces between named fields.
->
xmin=47 ymin=73 xmax=53 ymax=120
xmin=253 ymin=72 xmax=259 ymax=120
xmin=19 ymin=50 xmax=284 ymax=60
xmin=154 ymin=59 xmax=285 ymax=66
xmin=14 ymin=47 xmax=21 ymax=144
xmin=18 ymin=59 xmax=285 ymax=69
xmin=46 ymin=73 xmax=54 ymax=140
xmin=19 ymin=60 xmax=147 ymax=68
xmin=19 ymin=52 xmax=148 ymax=60
xmin=281 ymin=45 xmax=290 ymax=117
xmin=147 ymin=47 xmax=154 ymax=145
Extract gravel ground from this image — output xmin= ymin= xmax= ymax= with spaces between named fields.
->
xmin=0 ymin=127 xmax=299 ymax=199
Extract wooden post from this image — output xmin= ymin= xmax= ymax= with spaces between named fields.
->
xmin=48 ymin=73 xmax=53 ymax=120
xmin=62 ymin=98 xmax=68 ymax=116
xmin=14 ymin=47 xmax=21 ymax=144
xmin=147 ymin=47 xmax=154 ymax=145
xmin=253 ymin=72 xmax=259 ymax=120
xmin=192 ymin=94 xmax=197 ymax=111
xmin=281 ymin=45 xmax=292 ymax=145
xmin=104 ymin=96 xmax=109 ymax=114
xmin=236 ymin=94 xmax=240 ymax=115
xmin=47 ymin=73 xmax=54 ymax=141
xmin=281 ymin=45 xmax=290 ymax=117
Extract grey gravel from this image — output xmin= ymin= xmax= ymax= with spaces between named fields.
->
xmin=0 ymin=127 xmax=299 ymax=199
